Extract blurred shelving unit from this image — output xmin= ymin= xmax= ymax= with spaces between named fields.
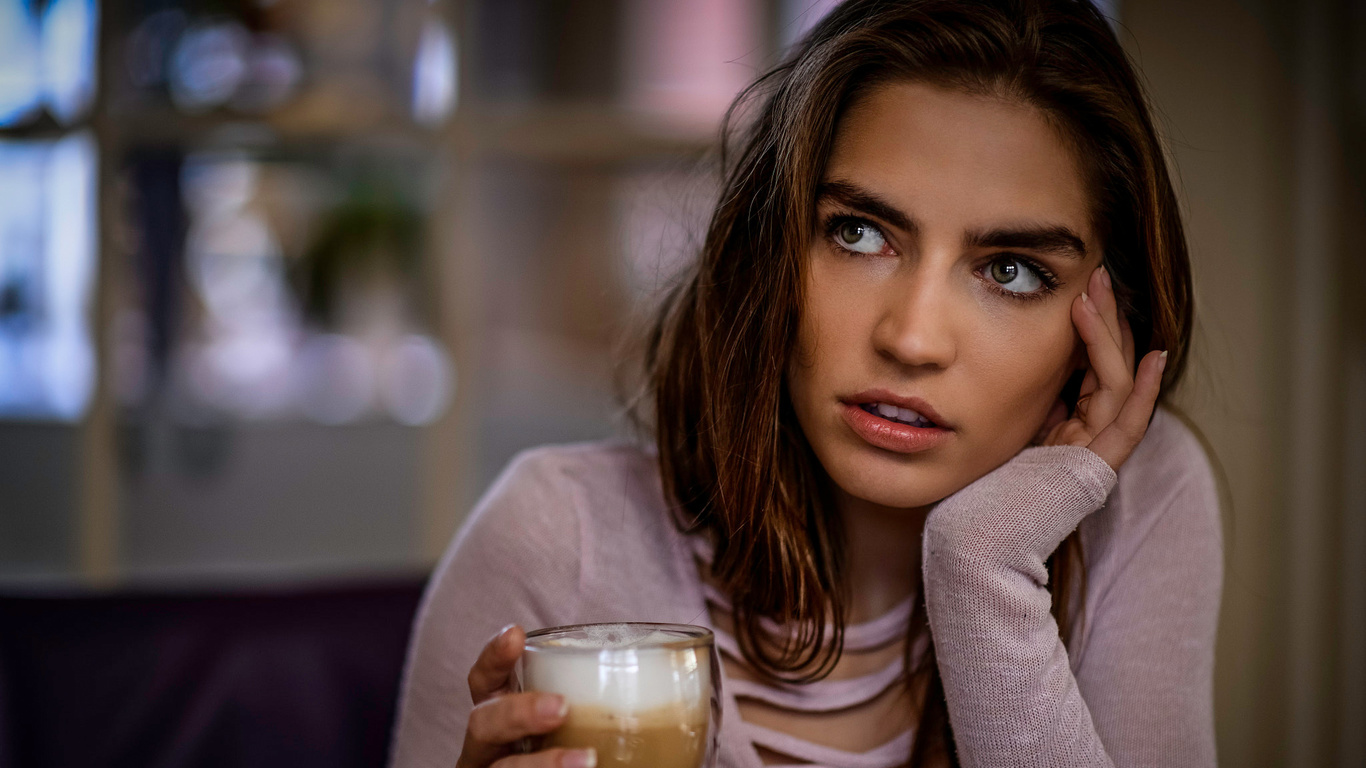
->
xmin=0 ymin=0 xmax=106 ymax=582
xmin=423 ymin=0 xmax=781 ymax=563
xmin=0 ymin=0 xmax=809 ymax=586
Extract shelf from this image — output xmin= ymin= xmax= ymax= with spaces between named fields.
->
xmin=449 ymin=103 xmax=719 ymax=164
xmin=101 ymin=96 xmax=721 ymax=165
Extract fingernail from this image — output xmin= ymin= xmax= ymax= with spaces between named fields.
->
xmin=538 ymin=694 xmax=568 ymax=719
xmin=562 ymin=749 xmax=597 ymax=768
xmin=1159 ymin=349 xmax=1169 ymax=369
xmin=1081 ymin=291 xmax=1096 ymax=311
xmin=1100 ymin=266 xmax=1111 ymax=289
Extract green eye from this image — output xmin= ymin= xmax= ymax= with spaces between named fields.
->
xmin=990 ymin=258 xmax=1044 ymax=294
xmin=832 ymin=218 xmax=887 ymax=254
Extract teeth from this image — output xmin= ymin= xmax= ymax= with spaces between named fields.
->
xmin=865 ymin=402 xmax=933 ymax=427
xmin=894 ymin=405 xmax=930 ymax=425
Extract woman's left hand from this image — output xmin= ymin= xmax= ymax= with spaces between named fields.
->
xmin=1034 ymin=265 xmax=1167 ymax=472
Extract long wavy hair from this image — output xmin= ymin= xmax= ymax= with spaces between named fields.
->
xmin=637 ymin=0 xmax=1196 ymax=763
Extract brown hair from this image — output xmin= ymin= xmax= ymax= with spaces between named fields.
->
xmin=638 ymin=0 xmax=1194 ymax=763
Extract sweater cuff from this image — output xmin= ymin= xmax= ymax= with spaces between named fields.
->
xmin=1017 ymin=444 xmax=1119 ymax=508
xmin=924 ymin=445 xmax=1119 ymax=568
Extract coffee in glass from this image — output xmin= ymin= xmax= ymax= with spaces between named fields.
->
xmin=517 ymin=622 xmax=721 ymax=768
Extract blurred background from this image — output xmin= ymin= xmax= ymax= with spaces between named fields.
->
xmin=0 ymin=0 xmax=1361 ymax=766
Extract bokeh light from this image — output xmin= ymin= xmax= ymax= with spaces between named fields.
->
xmin=0 ymin=132 xmax=97 ymax=421
xmin=0 ymin=1 xmax=42 ymax=126
xmin=40 ymin=0 xmax=99 ymax=124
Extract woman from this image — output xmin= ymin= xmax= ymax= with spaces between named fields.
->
xmin=390 ymin=1 xmax=1223 ymax=766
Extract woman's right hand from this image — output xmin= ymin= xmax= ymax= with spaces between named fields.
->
xmin=455 ymin=624 xmax=597 ymax=768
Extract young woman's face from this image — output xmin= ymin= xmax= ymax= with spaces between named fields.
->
xmin=788 ymin=80 xmax=1103 ymax=511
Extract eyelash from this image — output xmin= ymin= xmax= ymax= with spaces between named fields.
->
xmin=820 ymin=213 xmax=1062 ymax=302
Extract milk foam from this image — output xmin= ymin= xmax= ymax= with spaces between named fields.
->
xmin=542 ymin=623 xmax=678 ymax=650
xmin=524 ymin=624 xmax=711 ymax=712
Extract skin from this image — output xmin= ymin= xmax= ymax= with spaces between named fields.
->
xmin=788 ymin=79 xmax=1165 ymax=622
xmin=454 ymin=80 xmax=1165 ymax=766
xmin=456 ymin=624 xmax=594 ymax=768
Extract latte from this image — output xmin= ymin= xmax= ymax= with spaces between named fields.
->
xmin=519 ymin=623 xmax=720 ymax=768
xmin=534 ymin=701 xmax=709 ymax=768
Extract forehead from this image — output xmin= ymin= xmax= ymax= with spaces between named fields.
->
xmin=825 ymin=80 xmax=1092 ymax=241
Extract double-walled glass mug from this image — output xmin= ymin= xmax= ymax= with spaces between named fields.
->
xmin=515 ymin=622 xmax=722 ymax=768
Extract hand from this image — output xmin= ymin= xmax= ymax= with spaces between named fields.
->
xmin=456 ymin=624 xmax=596 ymax=768
xmin=1036 ymin=265 xmax=1167 ymax=472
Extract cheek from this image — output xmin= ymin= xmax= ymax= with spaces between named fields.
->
xmin=792 ymin=260 xmax=864 ymax=388
xmin=787 ymin=283 xmax=823 ymax=415
xmin=973 ymin=316 xmax=1076 ymax=414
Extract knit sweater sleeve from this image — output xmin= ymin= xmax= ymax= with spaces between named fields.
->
xmin=388 ymin=448 xmax=585 ymax=768
xmin=920 ymin=443 xmax=1220 ymax=768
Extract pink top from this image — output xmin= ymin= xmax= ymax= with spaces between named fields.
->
xmin=389 ymin=405 xmax=1222 ymax=767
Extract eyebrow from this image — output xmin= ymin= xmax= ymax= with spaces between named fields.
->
xmin=816 ymin=179 xmax=1089 ymax=261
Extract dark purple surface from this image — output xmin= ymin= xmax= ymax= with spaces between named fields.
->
xmin=0 ymin=577 xmax=427 ymax=768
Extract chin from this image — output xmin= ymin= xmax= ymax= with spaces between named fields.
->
xmin=822 ymin=449 xmax=955 ymax=510
xmin=847 ymin=483 xmax=948 ymax=510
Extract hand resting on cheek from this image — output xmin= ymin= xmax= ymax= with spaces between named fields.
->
xmin=1032 ymin=263 xmax=1168 ymax=469
xmin=919 ymin=263 xmax=1170 ymax=768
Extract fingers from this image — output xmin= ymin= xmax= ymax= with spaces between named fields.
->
xmin=1087 ymin=266 xmax=1124 ymax=350
xmin=460 ymin=692 xmax=570 ymax=767
xmin=491 ymin=749 xmax=598 ymax=768
xmin=1093 ymin=264 xmax=1137 ymax=381
xmin=1062 ymin=263 xmax=1163 ymax=468
xmin=1087 ymin=349 xmax=1167 ymax=470
xmin=1072 ymin=288 xmax=1132 ymax=427
xmin=460 ymin=625 xmax=579 ymax=768
xmin=470 ymin=625 xmax=526 ymax=705
xmin=470 ymin=692 xmax=568 ymax=744
xmin=1074 ymin=367 xmax=1098 ymax=421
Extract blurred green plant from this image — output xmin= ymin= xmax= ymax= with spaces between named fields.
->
xmin=291 ymin=178 xmax=426 ymax=328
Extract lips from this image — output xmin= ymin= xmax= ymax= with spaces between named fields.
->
xmin=841 ymin=390 xmax=952 ymax=430
xmin=838 ymin=389 xmax=953 ymax=454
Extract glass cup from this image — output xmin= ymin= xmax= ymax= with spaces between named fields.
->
xmin=515 ymin=622 xmax=722 ymax=768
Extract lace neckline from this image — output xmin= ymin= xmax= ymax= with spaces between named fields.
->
xmin=687 ymin=535 xmax=917 ymax=648
xmin=680 ymin=532 xmax=921 ymax=768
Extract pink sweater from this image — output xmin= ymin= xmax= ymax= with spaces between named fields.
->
xmin=389 ymin=405 xmax=1222 ymax=767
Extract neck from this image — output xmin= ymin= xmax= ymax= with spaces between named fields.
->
xmin=833 ymin=487 xmax=932 ymax=624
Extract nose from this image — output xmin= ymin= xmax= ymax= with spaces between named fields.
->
xmin=870 ymin=267 xmax=958 ymax=369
